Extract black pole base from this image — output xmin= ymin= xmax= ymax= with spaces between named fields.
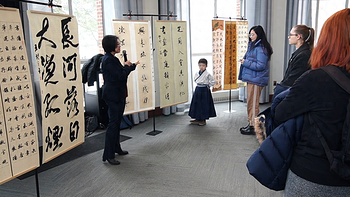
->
xmin=146 ymin=130 xmax=163 ymax=136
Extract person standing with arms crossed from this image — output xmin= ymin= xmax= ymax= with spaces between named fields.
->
xmin=238 ymin=25 xmax=273 ymax=135
xmin=101 ymin=35 xmax=139 ymax=165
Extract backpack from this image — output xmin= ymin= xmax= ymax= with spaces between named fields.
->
xmin=81 ymin=54 xmax=104 ymax=86
xmin=85 ymin=115 xmax=99 ymax=136
xmin=312 ymin=65 xmax=350 ymax=180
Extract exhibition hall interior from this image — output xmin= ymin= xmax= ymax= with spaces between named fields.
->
xmin=0 ymin=0 xmax=349 ymax=196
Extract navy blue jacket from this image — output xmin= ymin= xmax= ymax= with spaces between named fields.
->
xmin=101 ymin=52 xmax=136 ymax=102
xmin=246 ymin=89 xmax=303 ymax=191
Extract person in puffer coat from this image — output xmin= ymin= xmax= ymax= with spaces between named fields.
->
xmin=246 ymin=88 xmax=303 ymax=191
xmin=238 ymin=25 xmax=273 ymax=135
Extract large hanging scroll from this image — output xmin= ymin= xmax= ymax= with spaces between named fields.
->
xmin=171 ymin=21 xmax=188 ymax=105
xmin=212 ymin=20 xmax=224 ymax=92
xmin=0 ymin=7 xmax=39 ymax=185
xmin=112 ymin=20 xmax=155 ymax=114
xmin=224 ymin=21 xmax=237 ymax=90
xmin=27 ymin=11 xmax=84 ymax=163
xmin=223 ymin=21 xmax=248 ymax=90
xmin=236 ymin=21 xmax=249 ymax=87
xmin=155 ymin=20 xmax=188 ymax=108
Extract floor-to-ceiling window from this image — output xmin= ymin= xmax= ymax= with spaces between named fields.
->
xmin=52 ymin=0 xmax=100 ymax=60
xmin=189 ymin=0 xmax=240 ymax=93
xmin=311 ymin=0 xmax=348 ymax=41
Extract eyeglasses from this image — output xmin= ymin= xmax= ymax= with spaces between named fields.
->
xmin=288 ymin=33 xmax=298 ymax=37
xmin=248 ymin=33 xmax=255 ymax=37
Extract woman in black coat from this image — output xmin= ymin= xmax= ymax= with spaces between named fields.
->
xmin=101 ymin=35 xmax=139 ymax=165
xmin=276 ymin=9 xmax=350 ymax=195
xmin=273 ymin=25 xmax=314 ymax=98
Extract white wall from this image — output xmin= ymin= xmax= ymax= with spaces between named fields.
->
xmin=269 ymin=0 xmax=287 ymax=95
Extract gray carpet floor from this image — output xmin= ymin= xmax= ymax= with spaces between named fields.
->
xmin=0 ymin=101 xmax=283 ymax=197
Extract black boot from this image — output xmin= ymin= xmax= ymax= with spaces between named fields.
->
xmin=240 ymin=126 xmax=255 ymax=135
xmin=239 ymin=122 xmax=250 ymax=132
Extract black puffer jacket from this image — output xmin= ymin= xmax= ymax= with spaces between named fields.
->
xmin=81 ymin=54 xmax=104 ymax=86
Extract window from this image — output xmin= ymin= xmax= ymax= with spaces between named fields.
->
xmin=311 ymin=0 xmax=347 ymax=41
xmin=53 ymin=0 xmax=100 ymax=60
xmin=190 ymin=0 xmax=239 ymax=91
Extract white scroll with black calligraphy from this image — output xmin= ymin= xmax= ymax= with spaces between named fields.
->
xmin=112 ymin=20 xmax=155 ymax=114
xmin=171 ymin=21 xmax=188 ymax=104
xmin=27 ymin=11 xmax=84 ymax=163
xmin=236 ymin=21 xmax=248 ymax=87
xmin=0 ymin=7 xmax=39 ymax=185
xmin=155 ymin=20 xmax=188 ymax=108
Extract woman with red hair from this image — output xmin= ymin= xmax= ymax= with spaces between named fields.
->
xmin=275 ymin=8 xmax=350 ymax=195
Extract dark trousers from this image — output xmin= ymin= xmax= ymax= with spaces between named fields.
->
xmin=102 ymin=99 xmax=126 ymax=160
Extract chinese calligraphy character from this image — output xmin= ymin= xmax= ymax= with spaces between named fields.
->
xmin=45 ymin=125 xmax=63 ymax=152
xmin=118 ymin=26 xmax=126 ymax=34
xmin=35 ymin=17 xmax=57 ymax=49
xmin=64 ymin=86 xmax=79 ymax=117
xmin=160 ymin=26 xmax=166 ymax=34
xmin=69 ymin=121 xmax=79 ymax=142
xmin=61 ymin=17 xmax=79 ymax=49
xmin=40 ymin=54 xmax=59 ymax=86
xmin=43 ymin=93 xmax=61 ymax=118
xmin=138 ymin=27 xmax=145 ymax=34
xmin=62 ymin=53 xmax=78 ymax=81
xmin=164 ymin=61 xmax=169 ymax=68
xmin=178 ymin=37 xmax=182 ymax=45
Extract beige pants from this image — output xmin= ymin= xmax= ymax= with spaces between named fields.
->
xmin=247 ymin=83 xmax=264 ymax=126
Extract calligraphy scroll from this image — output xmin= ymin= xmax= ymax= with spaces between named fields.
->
xmin=0 ymin=7 xmax=39 ymax=184
xmin=236 ymin=21 xmax=249 ymax=87
xmin=224 ymin=21 xmax=237 ymax=90
xmin=223 ymin=21 xmax=248 ymax=90
xmin=27 ymin=11 xmax=84 ymax=163
xmin=171 ymin=21 xmax=188 ymax=105
xmin=212 ymin=20 xmax=224 ymax=92
xmin=112 ymin=20 xmax=155 ymax=114
xmin=155 ymin=20 xmax=188 ymax=108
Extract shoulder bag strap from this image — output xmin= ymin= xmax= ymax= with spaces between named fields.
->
xmin=313 ymin=66 xmax=350 ymax=165
xmin=320 ymin=65 xmax=350 ymax=94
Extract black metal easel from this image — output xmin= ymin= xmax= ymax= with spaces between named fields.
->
xmin=122 ymin=11 xmax=177 ymax=136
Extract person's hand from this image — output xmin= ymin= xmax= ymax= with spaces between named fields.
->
xmin=125 ymin=60 xmax=132 ymax=66
xmin=134 ymin=60 xmax=140 ymax=66
xmin=239 ymin=59 xmax=245 ymax=64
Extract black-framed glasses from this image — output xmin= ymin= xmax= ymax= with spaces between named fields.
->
xmin=288 ymin=33 xmax=298 ymax=37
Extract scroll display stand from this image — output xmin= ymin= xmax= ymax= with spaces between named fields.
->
xmin=147 ymin=109 xmax=163 ymax=136
xmin=122 ymin=12 xmax=177 ymax=136
xmin=213 ymin=16 xmax=246 ymax=114
xmin=224 ymin=88 xmax=236 ymax=113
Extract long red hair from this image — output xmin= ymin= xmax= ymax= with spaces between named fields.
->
xmin=310 ymin=8 xmax=350 ymax=72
